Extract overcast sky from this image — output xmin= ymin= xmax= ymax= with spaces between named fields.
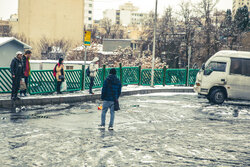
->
xmin=0 ymin=0 xmax=232 ymax=20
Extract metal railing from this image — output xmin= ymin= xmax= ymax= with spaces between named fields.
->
xmin=0 ymin=66 xmax=199 ymax=95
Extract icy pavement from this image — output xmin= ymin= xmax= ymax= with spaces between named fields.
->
xmin=0 ymin=93 xmax=249 ymax=166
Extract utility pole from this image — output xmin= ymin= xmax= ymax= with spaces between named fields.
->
xmin=187 ymin=46 xmax=191 ymax=86
xmin=151 ymin=0 xmax=158 ymax=87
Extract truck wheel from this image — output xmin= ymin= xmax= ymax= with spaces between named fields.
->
xmin=210 ymin=89 xmax=225 ymax=104
xmin=206 ymin=95 xmax=211 ymax=103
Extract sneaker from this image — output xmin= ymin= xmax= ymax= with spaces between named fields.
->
xmin=98 ymin=125 xmax=105 ymax=129
xmin=108 ymin=126 xmax=114 ymax=130
xmin=89 ymin=92 xmax=94 ymax=95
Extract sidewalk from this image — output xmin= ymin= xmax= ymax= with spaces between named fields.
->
xmin=0 ymin=85 xmax=195 ymax=108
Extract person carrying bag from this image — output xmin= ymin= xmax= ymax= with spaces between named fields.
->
xmin=55 ymin=58 xmax=65 ymax=94
xmin=99 ymin=68 xmax=121 ymax=130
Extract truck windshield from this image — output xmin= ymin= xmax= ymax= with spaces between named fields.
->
xmin=204 ymin=62 xmax=226 ymax=75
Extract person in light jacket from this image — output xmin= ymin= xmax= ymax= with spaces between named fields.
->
xmin=89 ymin=57 xmax=99 ymax=94
xmin=10 ymin=51 xmax=24 ymax=100
xmin=55 ymin=58 xmax=65 ymax=94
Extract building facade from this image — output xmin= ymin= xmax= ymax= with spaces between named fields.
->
xmin=103 ymin=2 xmax=147 ymax=27
xmin=0 ymin=20 xmax=10 ymax=37
xmin=18 ymin=0 xmax=85 ymax=45
xmin=233 ymin=0 xmax=250 ymax=16
xmin=84 ymin=0 xmax=94 ymax=30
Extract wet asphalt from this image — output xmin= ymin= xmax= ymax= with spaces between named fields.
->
xmin=0 ymin=93 xmax=249 ymax=167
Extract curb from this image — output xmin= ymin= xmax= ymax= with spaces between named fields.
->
xmin=0 ymin=88 xmax=195 ymax=108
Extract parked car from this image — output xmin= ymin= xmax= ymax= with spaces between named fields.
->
xmin=194 ymin=50 xmax=250 ymax=104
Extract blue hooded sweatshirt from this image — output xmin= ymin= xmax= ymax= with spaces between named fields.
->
xmin=101 ymin=74 xmax=122 ymax=101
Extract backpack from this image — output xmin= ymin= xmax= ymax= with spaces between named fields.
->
xmin=86 ymin=66 xmax=90 ymax=77
xmin=53 ymin=64 xmax=58 ymax=77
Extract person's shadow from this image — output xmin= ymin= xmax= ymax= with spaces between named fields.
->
xmin=98 ymin=128 xmax=106 ymax=138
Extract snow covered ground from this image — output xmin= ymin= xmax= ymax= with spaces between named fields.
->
xmin=0 ymin=92 xmax=249 ymax=166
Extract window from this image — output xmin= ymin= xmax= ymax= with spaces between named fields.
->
xmin=88 ymin=11 xmax=92 ymax=14
xmin=230 ymin=58 xmax=250 ymax=76
xmin=204 ymin=61 xmax=227 ymax=75
xmin=88 ymin=17 xmax=92 ymax=21
xmin=242 ymin=59 xmax=250 ymax=76
xmin=89 ymin=4 xmax=92 ymax=7
xmin=230 ymin=58 xmax=242 ymax=75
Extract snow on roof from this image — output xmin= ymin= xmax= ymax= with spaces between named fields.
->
xmin=214 ymin=50 xmax=250 ymax=58
xmin=103 ymin=38 xmax=132 ymax=41
xmin=30 ymin=60 xmax=92 ymax=65
xmin=73 ymin=44 xmax=118 ymax=55
xmin=0 ymin=37 xmax=32 ymax=49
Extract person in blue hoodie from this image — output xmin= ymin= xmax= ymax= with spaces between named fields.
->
xmin=100 ymin=68 xmax=121 ymax=130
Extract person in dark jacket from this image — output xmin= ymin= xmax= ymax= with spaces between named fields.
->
xmin=20 ymin=50 xmax=32 ymax=96
xmin=10 ymin=51 xmax=24 ymax=100
xmin=99 ymin=68 xmax=121 ymax=130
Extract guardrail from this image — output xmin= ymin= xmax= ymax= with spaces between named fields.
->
xmin=0 ymin=66 xmax=199 ymax=95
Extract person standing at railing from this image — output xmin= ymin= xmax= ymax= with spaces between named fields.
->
xmin=89 ymin=57 xmax=99 ymax=94
xmin=20 ymin=50 xmax=32 ymax=97
xmin=10 ymin=51 xmax=24 ymax=100
xmin=55 ymin=58 xmax=65 ymax=94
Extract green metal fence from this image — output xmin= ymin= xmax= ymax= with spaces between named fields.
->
xmin=141 ymin=69 xmax=163 ymax=86
xmin=0 ymin=68 xmax=12 ymax=93
xmin=188 ymin=69 xmax=200 ymax=85
xmin=29 ymin=70 xmax=55 ymax=95
xmin=122 ymin=67 xmax=139 ymax=85
xmin=165 ymin=69 xmax=187 ymax=85
xmin=0 ymin=67 xmax=199 ymax=95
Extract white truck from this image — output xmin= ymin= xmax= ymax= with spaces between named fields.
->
xmin=194 ymin=50 xmax=250 ymax=104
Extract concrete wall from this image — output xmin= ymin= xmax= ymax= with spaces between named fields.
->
xmin=0 ymin=41 xmax=24 ymax=67
xmin=18 ymin=0 xmax=84 ymax=45
xmin=103 ymin=39 xmax=131 ymax=52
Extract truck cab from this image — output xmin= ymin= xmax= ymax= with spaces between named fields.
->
xmin=194 ymin=50 xmax=250 ymax=104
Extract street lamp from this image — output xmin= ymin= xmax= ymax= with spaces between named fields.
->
xmin=151 ymin=0 xmax=158 ymax=87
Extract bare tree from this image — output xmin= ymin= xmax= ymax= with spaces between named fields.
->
xmin=179 ymin=1 xmax=194 ymax=66
xmin=100 ymin=18 xmax=112 ymax=38
xmin=38 ymin=36 xmax=72 ymax=60
xmin=196 ymin=0 xmax=219 ymax=61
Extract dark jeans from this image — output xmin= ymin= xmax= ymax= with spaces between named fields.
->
xmin=20 ymin=76 xmax=28 ymax=95
xmin=11 ymin=77 xmax=21 ymax=99
xmin=89 ymin=77 xmax=94 ymax=93
xmin=57 ymin=81 xmax=62 ymax=93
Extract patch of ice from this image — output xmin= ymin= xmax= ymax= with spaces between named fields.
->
xmin=133 ymin=93 xmax=197 ymax=97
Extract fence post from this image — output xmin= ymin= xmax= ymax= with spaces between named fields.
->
xmin=28 ymin=72 xmax=31 ymax=94
xmin=102 ymin=65 xmax=106 ymax=86
xmin=163 ymin=66 xmax=166 ymax=87
xmin=138 ymin=66 xmax=141 ymax=85
xmin=81 ymin=65 xmax=85 ymax=90
xmin=185 ymin=66 xmax=189 ymax=86
xmin=119 ymin=63 xmax=123 ymax=86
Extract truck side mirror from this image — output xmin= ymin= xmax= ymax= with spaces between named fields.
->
xmin=201 ymin=63 xmax=205 ymax=70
